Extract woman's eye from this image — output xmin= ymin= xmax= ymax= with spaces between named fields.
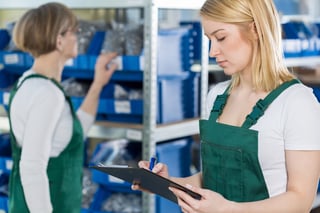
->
xmin=217 ymin=37 xmax=225 ymax=42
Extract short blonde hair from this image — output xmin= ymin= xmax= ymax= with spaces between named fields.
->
xmin=13 ymin=2 xmax=78 ymax=58
xmin=200 ymin=0 xmax=294 ymax=92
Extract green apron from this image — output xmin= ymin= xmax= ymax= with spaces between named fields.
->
xmin=199 ymin=79 xmax=299 ymax=202
xmin=7 ymin=74 xmax=84 ymax=213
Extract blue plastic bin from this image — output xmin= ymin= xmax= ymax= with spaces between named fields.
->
xmin=0 ymin=29 xmax=10 ymax=50
xmin=89 ymin=137 xmax=192 ymax=186
xmin=89 ymin=137 xmax=192 ymax=213
xmin=312 ymin=87 xmax=320 ymax=102
xmin=71 ymin=72 xmax=199 ymax=124
xmin=282 ymin=21 xmax=319 ymax=57
xmin=0 ymin=196 xmax=8 ymax=213
xmin=0 ymin=134 xmax=11 ymax=157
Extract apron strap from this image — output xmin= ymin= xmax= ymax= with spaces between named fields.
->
xmin=242 ymin=79 xmax=300 ymax=128
xmin=9 ymin=74 xmax=75 ymax=115
xmin=8 ymin=73 xmax=75 ymax=153
xmin=209 ymin=94 xmax=228 ymax=120
xmin=209 ymin=85 xmax=230 ymax=121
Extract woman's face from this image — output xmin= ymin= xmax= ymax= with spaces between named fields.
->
xmin=59 ymin=27 xmax=78 ymax=59
xmin=202 ymin=17 xmax=254 ymax=76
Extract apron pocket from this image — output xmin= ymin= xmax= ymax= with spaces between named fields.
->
xmin=201 ymin=141 xmax=245 ymax=201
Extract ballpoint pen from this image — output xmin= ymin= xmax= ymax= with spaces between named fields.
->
xmin=149 ymin=156 xmax=157 ymax=170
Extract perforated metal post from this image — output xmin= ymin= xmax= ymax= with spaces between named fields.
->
xmin=142 ymin=0 xmax=158 ymax=213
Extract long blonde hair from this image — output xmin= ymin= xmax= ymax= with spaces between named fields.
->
xmin=200 ymin=0 xmax=294 ymax=91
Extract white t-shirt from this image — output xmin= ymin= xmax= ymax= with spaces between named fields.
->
xmin=205 ymin=80 xmax=320 ymax=197
xmin=10 ymin=70 xmax=95 ymax=213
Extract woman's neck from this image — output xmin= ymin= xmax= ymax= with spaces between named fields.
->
xmin=31 ymin=52 xmax=65 ymax=82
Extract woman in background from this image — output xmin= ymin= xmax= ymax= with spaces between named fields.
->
xmin=8 ymin=3 xmax=117 ymax=213
xmin=135 ymin=0 xmax=320 ymax=212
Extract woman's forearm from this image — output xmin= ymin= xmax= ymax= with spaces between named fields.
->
xmin=170 ymin=172 xmax=202 ymax=188
xmin=79 ymin=82 xmax=103 ymax=117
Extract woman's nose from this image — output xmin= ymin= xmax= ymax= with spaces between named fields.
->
xmin=209 ymin=43 xmax=219 ymax=57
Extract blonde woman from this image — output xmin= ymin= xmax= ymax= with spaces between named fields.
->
xmin=8 ymin=3 xmax=117 ymax=213
xmin=135 ymin=0 xmax=320 ymax=212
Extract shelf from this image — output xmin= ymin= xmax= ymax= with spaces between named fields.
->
xmin=0 ymin=2 xmax=208 ymax=213
xmin=285 ymin=56 xmax=320 ymax=67
xmin=191 ymin=56 xmax=320 ymax=73
xmin=89 ymin=118 xmax=199 ymax=141
xmin=154 ymin=0 xmax=206 ymax=9
xmin=0 ymin=0 xmax=145 ymax=9
xmin=0 ymin=115 xmax=199 ymax=142
xmin=0 ymin=0 xmax=206 ymax=9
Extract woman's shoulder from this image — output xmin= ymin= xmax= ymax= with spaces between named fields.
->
xmin=274 ymin=81 xmax=320 ymax=117
xmin=207 ymin=80 xmax=231 ymax=100
xmin=17 ymin=70 xmax=64 ymax=101
xmin=282 ymin=81 xmax=317 ymax=102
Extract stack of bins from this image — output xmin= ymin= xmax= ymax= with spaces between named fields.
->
xmin=282 ymin=21 xmax=319 ymax=58
xmin=88 ymin=137 xmax=193 ymax=213
xmin=67 ymin=25 xmax=200 ymax=124
xmin=0 ymin=24 xmax=200 ymax=125
xmin=0 ymin=133 xmax=12 ymax=213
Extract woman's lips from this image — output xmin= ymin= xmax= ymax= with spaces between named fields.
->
xmin=217 ymin=60 xmax=227 ymax=67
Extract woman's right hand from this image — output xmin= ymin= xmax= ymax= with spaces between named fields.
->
xmin=131 ymin=160 xmax=170 ymax=191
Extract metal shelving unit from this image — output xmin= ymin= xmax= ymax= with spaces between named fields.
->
xmin=1 ymin=1 xmax=319 ymax=212
xmin=0 ymin=1 xmax=208 ymax=213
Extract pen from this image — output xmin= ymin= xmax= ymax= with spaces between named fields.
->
xmin=149 ymin=156 xmax=157 ymax=170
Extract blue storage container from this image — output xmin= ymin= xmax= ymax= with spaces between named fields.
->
xmin=90 ymin=137 xmax=192 ymax=186
xmin=81 ymin=208 xmax=91 ymax=213
xmin=157 ymin=27 xmax=194 ymax=75
xmin=71 ymin=72 xmax=199 ymax=124
xmin=0 ymin=134 xmax=11 ymax=157
xmin=0 ymin=24 xmax=197 ymax=76
xmin=0 ymin=196 xmax=8 ymax=213
xmin=282 ymin=21 xmax=319 ymax=57
xmin=0 ymin=157 xmax=12 ymax=176
xmin=312 ymin=87 xmax=320 ymax=102
xmin=0 ymin=70 xmax=18 ymax=89
xmin=0 ymin=29 xmax=10 ymax=51
xmin=274 ymin=0 xmax=300 ymax=15
xmin=89 ymin=137 xmax=192 ymax=213
xmin=84 ymin=27 xmax=194 ymax=75
xmin=180 ymin=21 xmax=202 ymax=62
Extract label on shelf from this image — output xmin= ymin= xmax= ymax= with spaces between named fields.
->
xmin=65 ymin=58 xmax=74 ymax=66
xmin=114 ymin=56 xmax=123 ymax=70
xmin=126 ymin=129 xmax=142 ymax=141
xmin=2 ymin=92 xmax=9 ymax=106
xmin=4 ymin=54 xmax=19 ymax=64
xmin=5 ymin=159 xmax=12 ymax=171
xmin=114 ymin=100 xmax=131 ymax=114
xmin=139 ymin=55 xmax=144 ymax=70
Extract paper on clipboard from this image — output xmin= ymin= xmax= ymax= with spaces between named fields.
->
xmin=90 ymin=165 xmax=202 ymax=204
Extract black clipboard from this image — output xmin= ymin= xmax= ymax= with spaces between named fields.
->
xmin=90 ymin=165 xmax=202 ymax=204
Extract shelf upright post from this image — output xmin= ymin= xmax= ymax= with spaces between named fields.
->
xmin=200 ymin=29 xmax=209 ymax=119
xmin=142 ymin=0 xmax=158 ymax=212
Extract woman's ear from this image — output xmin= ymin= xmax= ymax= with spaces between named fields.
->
xmin=250 ymin=22 xmax=258 ymax=40
xmin=56 ymin=34 xmax=63 ymax=52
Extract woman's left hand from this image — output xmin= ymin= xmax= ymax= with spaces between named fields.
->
xmin=169 ymin=184 xmax=235 ymax=213
xmin=93 ymin=52 xmax=118 ymax=87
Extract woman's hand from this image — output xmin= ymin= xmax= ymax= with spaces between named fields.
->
xmin=93 ymin=52 xmax=118 ymax=88
xmin=169 ymin=184 xmax=236 ymax=213
xmin=131 ymin=160 xmax=170 ymax=191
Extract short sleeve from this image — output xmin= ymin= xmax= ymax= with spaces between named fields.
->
xmin=283 ymin=85 xmax=320 ymax=150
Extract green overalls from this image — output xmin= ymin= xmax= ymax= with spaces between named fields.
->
xmin=7 ymin=74 xmax=84 ymax=213
xmin=199 ymin=79 xmax=299 ymax=202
